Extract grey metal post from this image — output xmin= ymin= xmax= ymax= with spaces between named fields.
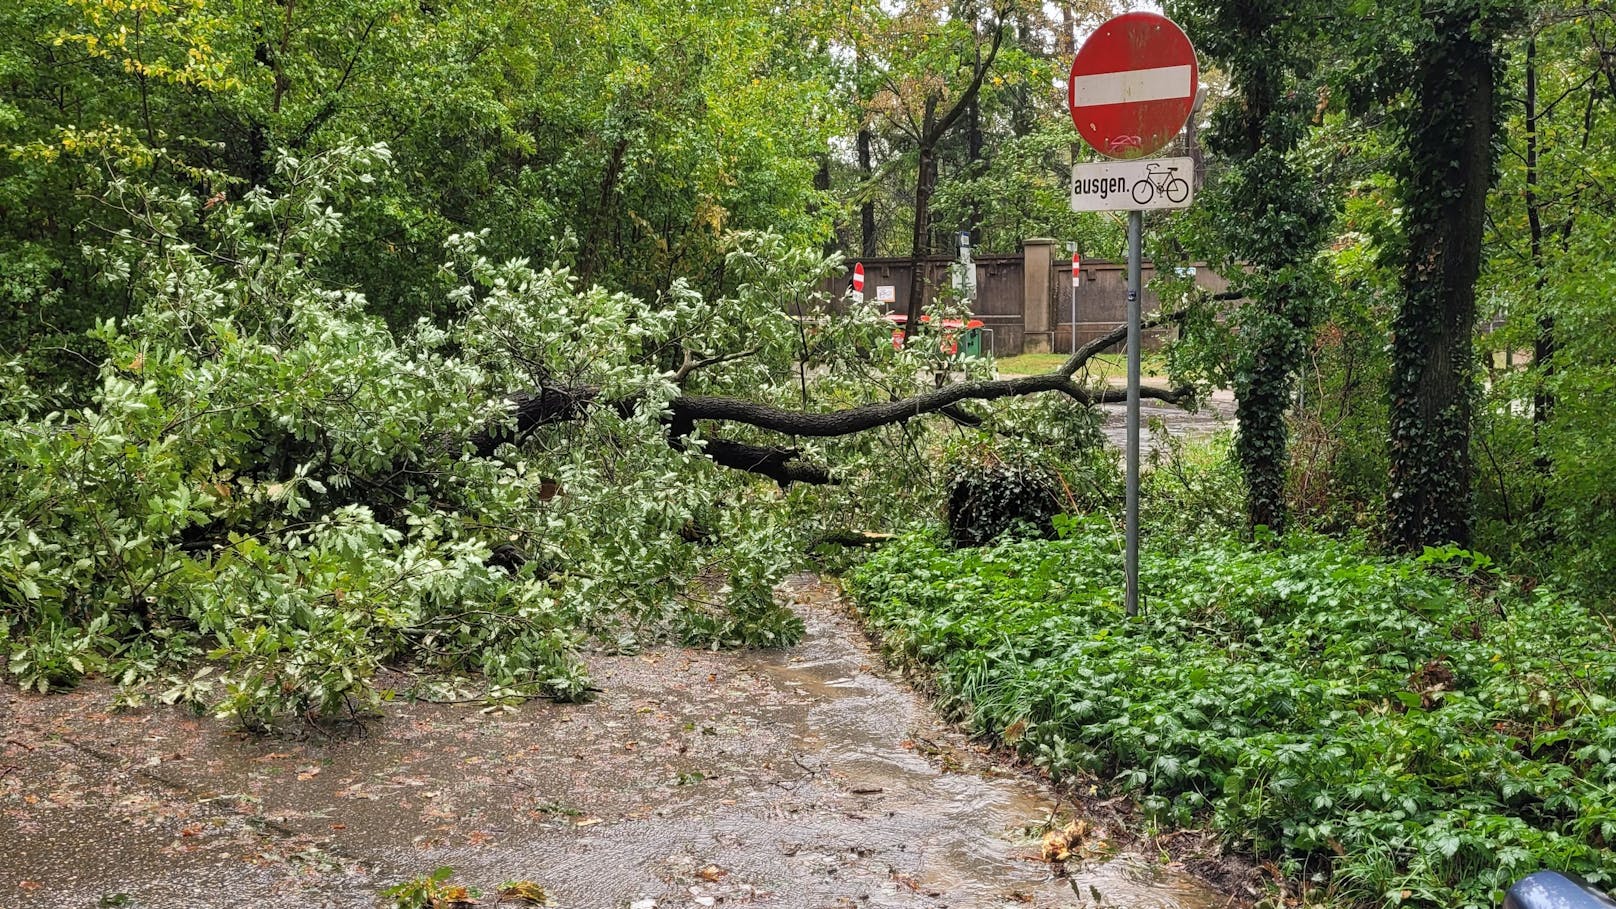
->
xmin=1071 ymin=287 xmax=1079 ymax=354
xmin=1125 ymin=209 xmax=1142 ymax=617
xmin=1071 ymin=264 xmax=1079 ymax=355
xmin=1065 ymin=242 xmax=1079 ymax=355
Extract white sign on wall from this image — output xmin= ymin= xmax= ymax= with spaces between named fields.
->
xmin=875 ymin=285 xmax=896 ymax=303
xmin=1071 ymin=157 xmax=1194 ymax=212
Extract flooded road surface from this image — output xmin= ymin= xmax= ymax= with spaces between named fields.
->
xmin=1 ymin=579 xmax=1231 ymax=909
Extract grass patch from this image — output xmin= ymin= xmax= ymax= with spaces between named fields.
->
xmin=846 ymin=521 xmax=1616 ymax=909
xmin=996 ymin=351 xmax=1168 ymax=381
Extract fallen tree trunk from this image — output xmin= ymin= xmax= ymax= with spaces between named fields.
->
xmin=472 ymin=318 xmax=1191 ymax=485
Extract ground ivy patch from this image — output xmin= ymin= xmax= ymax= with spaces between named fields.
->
xmin=847 ymin=521 xmax=1616 ymax=909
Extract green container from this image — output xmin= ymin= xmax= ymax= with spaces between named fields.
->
xmin=961 ymin=327 xmax=984 ymax=358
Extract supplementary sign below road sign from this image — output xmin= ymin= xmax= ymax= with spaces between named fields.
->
xmin=1068 ymin=12 xmax=1198 ymax=160
xmin=1071 ymin=157 xmax=1194 ymax=211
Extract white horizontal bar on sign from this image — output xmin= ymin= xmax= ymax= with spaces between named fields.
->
xmin=1071 ymin=65 xmax=1193 ymax=108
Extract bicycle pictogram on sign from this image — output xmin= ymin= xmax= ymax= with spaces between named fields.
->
xmin=1130 ymin=162 xmax=1189 ymax=206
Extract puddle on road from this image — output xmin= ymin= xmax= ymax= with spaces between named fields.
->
xmin=1 ymin=577 xmax=1233 ymax=909
xmin=1095 ymin=391 xmax=1234 ymax=452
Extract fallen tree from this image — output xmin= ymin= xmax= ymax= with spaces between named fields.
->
xmin=0 ymin=146 xmax=1194 ymax=728
xmin=474 ymin=319 xmax=1191 ymax=486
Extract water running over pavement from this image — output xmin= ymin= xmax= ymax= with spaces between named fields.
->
xmin=1 ymin=577 xmax=1232 ymax=909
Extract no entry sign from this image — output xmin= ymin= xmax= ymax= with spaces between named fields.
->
xmin=1063 ymin=12 xmax=1198 ymax=620
xmin=1068 ymin=12 xmax=1198 ymax=160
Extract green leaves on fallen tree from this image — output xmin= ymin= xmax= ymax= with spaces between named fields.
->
xmin=0 ymin=145 xmax=851 ymax=726
xmin=5 ymin=139 xmax=1106 ymax=725
xmin=0 ymin=146 xmax=590 ymax=722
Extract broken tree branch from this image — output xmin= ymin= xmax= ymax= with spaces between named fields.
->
xmin=467 ymin=308 xmax=1192 ymax=485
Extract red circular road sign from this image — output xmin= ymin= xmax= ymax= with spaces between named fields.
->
xmin=1068 ymin=12 xmax=1198 ymax=160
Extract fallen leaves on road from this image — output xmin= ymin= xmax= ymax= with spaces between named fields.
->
xmin=496 ymin=880 xmax=550 ymax=905
xmin=1040 ymin=819 xmax=1110 ymax=862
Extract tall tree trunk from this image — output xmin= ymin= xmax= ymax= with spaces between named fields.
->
xmin=858 ymin=128 xmax=877 ymax=259
xmin=893 ymin=11 xmax=1008 ymax=343
xmin=1523 ymin=33 xmax=1554 ymax=516
xmin=1388 ymin=2 xmax=1505 ymax=550
xmin=1194 ymin=0 xmax=1325 ymax=535
xmin=903 ymin=141 xmax=938 ymax=334
xmin=966 ymin=94 xmax=983 ymax=246
xmin=578 ymin=136 xmax=630 ymax=289
xmin=1234 ymin=306 xmax=1309 ymax=531
xmin=813 ymin=153 xmax=835 ymax=256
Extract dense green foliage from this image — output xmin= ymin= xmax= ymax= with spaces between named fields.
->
xmin=849 ymin=524 xmax=1616 ymax=909
xmin=1 ymin=0 xmax=1615 ymax=900
xmin=1168 ymin=0 xmax=1333 ymax=534
xmin=1163 ymin=0 xmax=1616 ymax=590
xmin=0 ymin=143 xmax=954 ymax=726
xmin=0 ymin=0 xmax=1142 ymax=727
xmin=1472 ymin=7 xmax=1616 ymax=591
xmin=0 ymin=0 xmax=837 ymax=386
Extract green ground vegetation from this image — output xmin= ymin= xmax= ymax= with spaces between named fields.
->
xmin=995 ymin=351 xmax=1169 ymax=381
xmin=848 ymin=518 xmax=1616 ymax=909
xmin=2 ymin=0 xmax=1616 ymax=903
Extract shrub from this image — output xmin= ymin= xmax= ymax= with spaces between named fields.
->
xmin=940 ymin=397 xmax=1117 ymax=548
xmin=944 ymin=450 xmax=1065 ymax=547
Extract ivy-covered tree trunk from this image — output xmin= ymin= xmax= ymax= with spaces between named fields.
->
xmin=1234 ymin=301 xmax=1311 ymax=531
xmin=1171 ymin=0 xmax=1328 ymax=533
xmin=1388 ymin=0 xmax=1512 ymax=551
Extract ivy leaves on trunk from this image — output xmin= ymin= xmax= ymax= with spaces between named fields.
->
xmin=1168 ymin=0 xmax=1332 ymax=534
xmin=1389 ymin=0 xmax=1521 ymax=551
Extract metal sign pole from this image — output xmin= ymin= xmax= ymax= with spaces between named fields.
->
xmin=1071 ymin=275 xmax=1079 ymax=355
xmin=1069 ymin=249 xmax=1079 ymax=355
xmin=1125 ymin=209 xmax=1142 ymax=617
xmin=1065 ymin=11 xmax=1197 ymax=621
